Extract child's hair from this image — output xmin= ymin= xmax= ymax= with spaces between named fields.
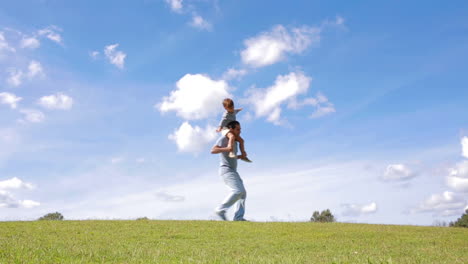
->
xmin=222 ymin=98 xmax=234 ymax=109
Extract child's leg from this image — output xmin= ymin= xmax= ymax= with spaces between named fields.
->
xmin=226 ymin=132 xmax=237 ymax=158
xmin=236 ymin=135 xmax=246 ymax=157
xmin=236 ymin=135 xmax=252 ymax=162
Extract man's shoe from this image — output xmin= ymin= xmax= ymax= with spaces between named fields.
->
xmin=234 ymin=218 xmax=249 ymax=221
xmin=215 ymin=210 xmax=227 ymax=221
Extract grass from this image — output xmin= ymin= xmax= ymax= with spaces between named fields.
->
xmin=0 ymin=220 xmax=467 ymax=263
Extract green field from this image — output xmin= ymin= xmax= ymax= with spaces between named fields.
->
xmin=0 ymin=220 xmax=467 ymax=263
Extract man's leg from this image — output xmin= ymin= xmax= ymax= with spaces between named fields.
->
xmin=215 ymin=169 xmax=246 ymax=218
xmin=233 ymin=189 xmax=246 ymax=221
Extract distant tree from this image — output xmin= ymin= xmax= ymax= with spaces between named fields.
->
xmin=433 ymin=220 xmax=448 ymax=227
xmin=310 ymin=209 xmax=336 ymax=223
xmin=136 ymin=217 xmax=149 ymax=221
xmin=449 ymin=209 xmax=468 ymax=228
xmin=38 ymin=212 xmax=64 ymax=221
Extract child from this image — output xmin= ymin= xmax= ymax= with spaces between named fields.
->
xmin=216 ymin=98 xmax=252 ymax=162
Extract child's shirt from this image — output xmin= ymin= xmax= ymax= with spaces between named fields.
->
xmin=218 ymin=109 xmax=241 ymax=128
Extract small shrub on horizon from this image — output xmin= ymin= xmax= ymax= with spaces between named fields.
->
xmin=38 ymin=212 xmax=64 ymax=221
xmin=310 ymin=209 xmax=336 ymax=223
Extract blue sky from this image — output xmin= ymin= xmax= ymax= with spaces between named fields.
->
xmin=1 ymin=0 xmax=467 ymax=225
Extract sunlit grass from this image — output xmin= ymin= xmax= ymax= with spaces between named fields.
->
xmin=0 ymin=220 xmax=467 ymax=263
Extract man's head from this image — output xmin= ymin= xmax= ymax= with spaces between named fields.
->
xmin=222 ymin=98 xmax=235 ymax=112
xmin=227 ymin=120 xmax=241 ymax=136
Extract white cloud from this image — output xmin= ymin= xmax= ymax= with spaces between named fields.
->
xmin=0 ymin=191 xmax=18 ymax=208
xmin=38 ymin=26 xmax=63 ymax=44
xmin=21 ymin=200 xmax=41 ymax=208
xmin=312 ymin=93 xmax=334 ymax=112
xmin=462 ymin=137 xmax=468 ymax=159
xmin=341 ymin=202 xmax=378 ymax=216
xmin=38 ymin=93 xmax=73 ymax=110
xmin=447 ymin=160 xmax=468 ymax=192
xmin=19 ymin=109 xmax=45 ymax=123
xmin=111 ymin=157 xmax=125 ymax=164
xmin=0 ymin=92 xmax=22 ymax=109
xmin=322 ymin=15 xmax=346 ymax=27
xmin=335 ymin=16 xmax=345 ymax=26
xmin=448 ymin=160 xmax=468 ymax=178
xmin=89 ymin=51 xmax=99 ymax=59
xmin=7 ymin=68 xmax=23 ymax=87
xmin=165 ymin=0 xmax=183 ymax=13
xmin=155 ymin=191 xmax=185 ymax=202
xmin=104 ymin=44 xmax=126 ymax=69
xmin=382 ymin=164 xmax=417 ymax=181
xmin=20 ymin=37 xmax=40 ymax=49
xmin=240 ymin=25 xmax=321 ymax=68
xmin=158 ymin=73 xmax=231 ymax=120
xmin=447 ymin=176 xmax=468 ymax=193
xmin=0 ymin=190 xmax=40 ymax=209
xmin=190 ymin=14 xmax=212 ymax=31
xmin=0 ymin=177 xmax=39 ymax=209
xmin=310 ymin=104 xmax=336 ymax=118
xmin=0 ymin=177 xmax=34 ymax=190
xmin=168 ymin=122 xmax=217 ymax=154
xmin=222 ymin=68 xmax=248 ymax=81
xmin=0 ymin=129 xmax=20 ymax=145
xmin=413 ymin=191 xmax=467 ymax=216
xmin=245 ymin=71 xmax=311 ymax=125
xmin=0 ymin=32 xmax=16 ymax=53
xmin=289 ymin=92 xmax=336 ymax=119
xmin=27 ymin=60 xmax=44 ymax=78
xmin=6 ymin=61 xmax=44 ymax=87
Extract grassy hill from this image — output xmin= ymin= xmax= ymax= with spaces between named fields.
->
xmin=0 ymin=220 xmax=466 ymax=263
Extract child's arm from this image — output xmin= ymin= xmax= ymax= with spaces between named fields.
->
xmin=235 ymin=108 xmax=243 ymax=113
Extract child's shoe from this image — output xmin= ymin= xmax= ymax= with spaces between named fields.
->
xmin=240 ymin=157 xmax=252 ymax=163
xmin=229 ymin=151 xmax=236 ymax=158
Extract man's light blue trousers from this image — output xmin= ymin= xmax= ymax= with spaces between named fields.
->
xmin=216 ymin=168 xmax=246 ymax=221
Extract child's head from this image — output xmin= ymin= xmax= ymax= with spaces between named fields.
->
xmin=222 ymin=98 xmax=234 ymax=111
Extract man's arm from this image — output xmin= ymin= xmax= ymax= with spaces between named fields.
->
xmin=211 ymin=143 xmax=233 ymax=154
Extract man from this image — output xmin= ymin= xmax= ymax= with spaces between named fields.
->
xmin=211 ymin=120 xmax=247 ymax=221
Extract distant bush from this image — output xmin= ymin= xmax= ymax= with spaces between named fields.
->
xmin=433 ymin=220 xmax=448 ymax=227
xmin=310 ymin=209 xmax=336 ymax=223
xmin=38 ymin=212 xmax=64 ymax=221
xmin=450 ymin=209 xmax=468 ymax=228
xmin=136 ymin=217 xmax=149 ymax=221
